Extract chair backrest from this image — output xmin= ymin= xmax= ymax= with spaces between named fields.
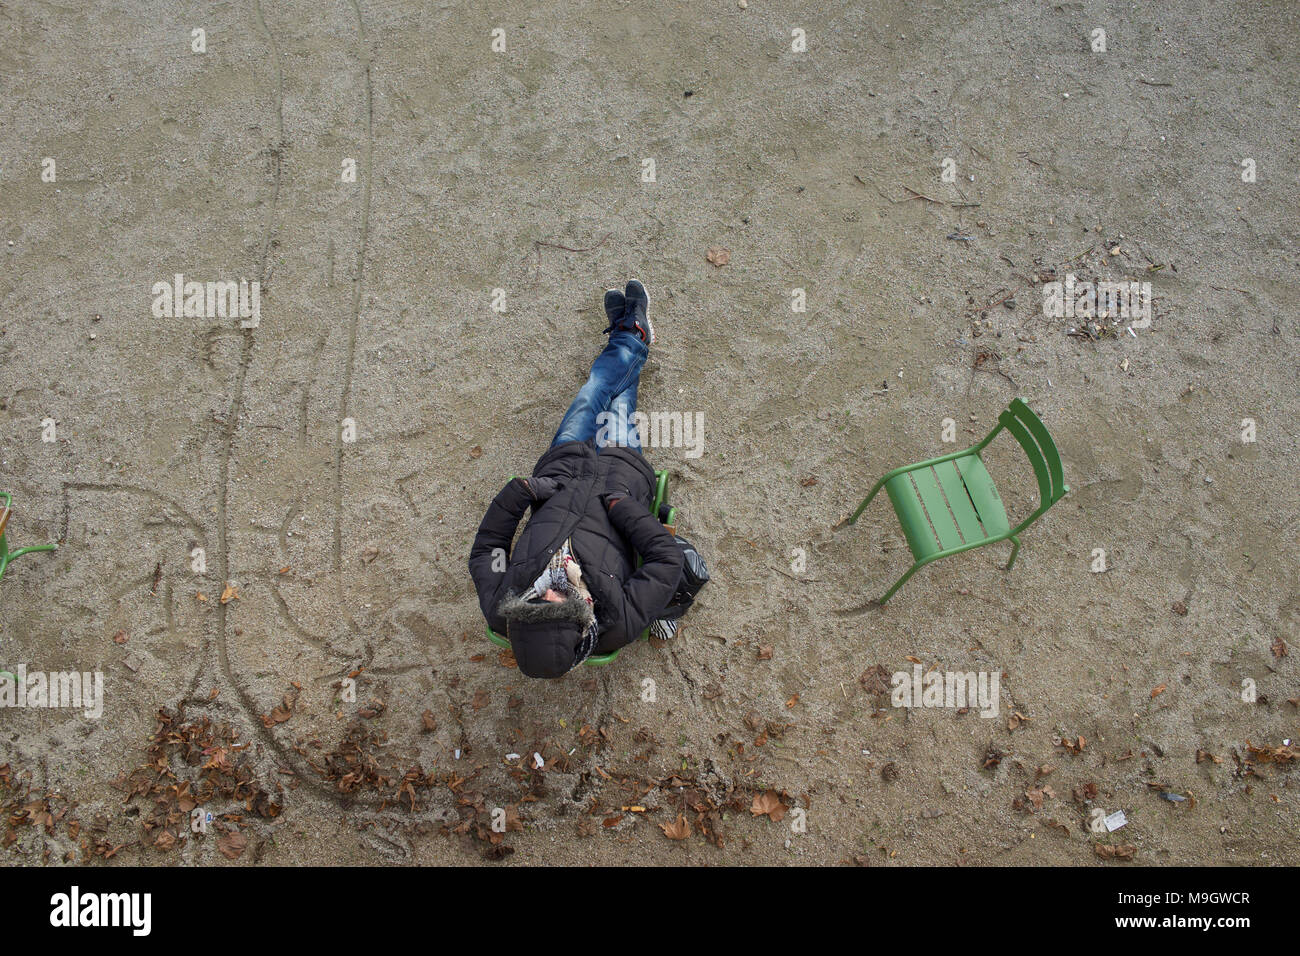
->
xmin=996 ymin=399 xmax=1068 ymax=519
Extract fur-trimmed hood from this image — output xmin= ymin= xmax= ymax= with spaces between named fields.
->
xmin=496 ymin=589 xmax=596 ymax=631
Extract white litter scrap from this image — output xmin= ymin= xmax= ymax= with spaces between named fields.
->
xmin=533 ymin=752 xmax=545 ymax=770
xmin=1104 ymin=809 xmax=1128 ymax=832
xmin=505 ymin=753 xmax=520 ymax=761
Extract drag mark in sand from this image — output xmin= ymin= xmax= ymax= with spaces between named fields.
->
xmin=331 ymin=0 xmax=375 ymax=580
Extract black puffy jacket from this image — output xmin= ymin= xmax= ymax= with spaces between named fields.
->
xmin=468 ymin=440 xmax=684 ymax=678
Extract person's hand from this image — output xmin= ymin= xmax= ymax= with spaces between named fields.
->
xmin=564 ymin=560 xmax=583 ymax=587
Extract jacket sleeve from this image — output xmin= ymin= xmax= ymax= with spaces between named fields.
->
xmin=468 ymin=479 xmax=534 ymax=630
xmin=604 ymin=497 xmax=684 ymax=647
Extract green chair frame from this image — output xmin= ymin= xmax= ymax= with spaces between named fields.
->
xmin=844 ymin=398 xmax=1067 ymax=604
xmin=0 ymin=491 xmax=58 ymax=585
xmin=487 ymin=470 xmax=676 ymax=666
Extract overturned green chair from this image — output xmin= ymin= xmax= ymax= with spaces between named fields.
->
xmin=487 ymin=469 xmax=676 ymax=666
xmin=0 ymin=491 xmax=58 ymax=585
xmin=844 ymin=398 xmax=1067 ymax=604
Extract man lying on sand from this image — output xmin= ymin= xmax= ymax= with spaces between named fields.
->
xmin=468 ymin=280 xmax=684 ymax=678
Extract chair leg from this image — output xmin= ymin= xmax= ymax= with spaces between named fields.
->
xmin=1005 ymin=536 xmax=1020 ymax=571
xmin=7 ymin=544 xmax=57 ymax=561
xmin=0 ymin=544 xmax=56 ymax=583
xmin=879 ymin=562 xmax=921 ymax=604
xmin=846 ymin=478 xmax=887 ymax=526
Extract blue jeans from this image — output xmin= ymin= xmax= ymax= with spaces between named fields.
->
xmin=551 ymin=331 xmax=648 ymax=451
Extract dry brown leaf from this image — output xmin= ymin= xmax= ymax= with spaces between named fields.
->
xmin=859 ymin=665 xmax=891 ymax=695
xmin=750 ymin=791 xmax=787 ymax=822
xmin=1072 ymin=782 xmax=1099 ymax=803
xmin=1245 ymin=742 xmax=1296 ymax=764
xmin=1057 ymin=735 xmax=1086 ymax=754
xmin=1094 ymin=843 xmax=1136 ymax=861
xmin=660 ymin=813 xmax=690 ymax=840
xmin=219 ymin=582 xmax=239 ymax=605
xmin=705 ymin=246 xmax=731 ymax=267
xmin=217 ymin=830 xmax=248 ymax=860
xmin=1151 ymin=683 xmax=1167 ymax=699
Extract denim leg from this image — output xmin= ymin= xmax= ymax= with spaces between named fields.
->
xmin=597 ymin=378 xmax=642 ymax=451
xmin=551 ymin=331 xmax=648 ymax=447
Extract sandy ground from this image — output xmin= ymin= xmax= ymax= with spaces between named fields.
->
xmin=0 ymin=0 xmax=1296 ymax=866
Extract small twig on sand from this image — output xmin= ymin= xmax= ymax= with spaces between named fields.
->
xmin=902 ymin=185 xmax=944 ymax=203
xmin=533 ymin=233 xmax=611 ymax=257
xmin=770 ymin=565 xmax=818 ymax=583
xmin=526 ymin=232 xmax=612 ymax=281
xmin=1138 ymin=77 xmax=1173 ymax=87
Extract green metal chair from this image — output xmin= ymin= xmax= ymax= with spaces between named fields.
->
xmin=0 ymin=491 xmax=58 ymax=585
xmin=844 ymin=398 xmax=1067 ymax=604
xmin=487 ymin=470 xmax=676 ymax=666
